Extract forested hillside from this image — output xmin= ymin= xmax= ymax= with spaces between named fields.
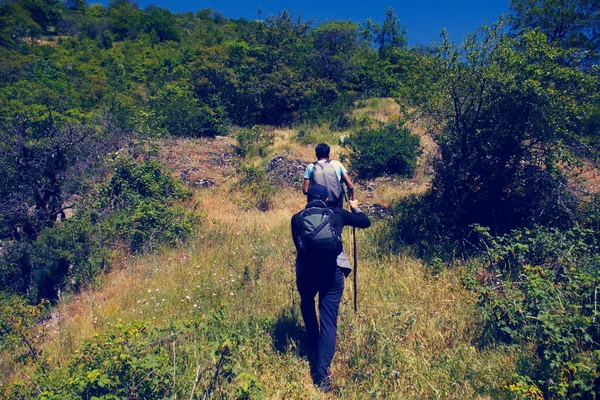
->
xmin=0 ymin=0 xmax=599 ymax=398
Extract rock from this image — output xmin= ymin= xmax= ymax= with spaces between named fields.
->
xmin=195 ymin=178 xmax=215 ymax=188
xmin=363 ymin=203 xmax=394 ymax=219
xmin=266 ymin=156 xmax=307 ymax=188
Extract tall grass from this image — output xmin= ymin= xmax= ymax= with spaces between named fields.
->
xmin=13 ymin=186 xmax=518 ymax=398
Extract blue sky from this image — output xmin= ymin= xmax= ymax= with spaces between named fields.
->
xmin=96 ymin=0 xmax=510 ymax=46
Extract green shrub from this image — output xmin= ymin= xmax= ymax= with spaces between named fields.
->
xmin=151 ymin=85 xmax=228 ymax=137
xmin=392 ymin=194 xmax=458 ymax=259
xmin=464 ymin=226 xmax=600 ymax=398
xmin=233 ymin=163 xmax=276 ymax=211
xmin=0 ymin=241 xmax=31 ymax=295
xmin=345 ymin=122 xmax=420 ymax=179
xmin=97 ymin=155 xmax=190 ymax=211
xmin=96 ymin=155 xmax=197 ymax=252
xmin=0 ymin=155 xmax=198 ymax=302
xmin=7 ymin=309 xmax=265 ymax=399
xmin=29 ymin=218 xmax=108 ymax=301
xmin=233 ymin=126 xmax=274 ymax=158
xmin=105 ymin=200 xmax=197 ymax=252
xmin=0 ymin=295 xmax=48 ymax=363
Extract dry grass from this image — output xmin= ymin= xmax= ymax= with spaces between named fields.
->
xmin=33 ymin=182 xmax=515 ymax=398
xmin=352 ymin=98 xmax=402 ymax=123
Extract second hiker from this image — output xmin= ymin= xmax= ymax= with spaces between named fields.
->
xmin=302 ymin=142 xmax=356 ymax=275
xmin=303 ymin=143 xmax=355 ymax=208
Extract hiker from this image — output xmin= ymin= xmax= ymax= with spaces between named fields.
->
xmin=291 ymin=184 xmax=371 ymax=392
xmin=302 ymin=143 xmax=355 ymax=208
xmin=302 ymin=142 xmax=355 ymax=275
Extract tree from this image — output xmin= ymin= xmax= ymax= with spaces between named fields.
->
xmin=509 ymin=0 xmax=600 ymax=66
xmin=0 ymin=114 xmax=111 ymax=241
xmin=0 ymin=0 xmax=42 ymax=44
xmin=107 ymin=0 xmax=142 ymax=40
xmin=376 ymin=7 xmax=408 ymax=59
xmin=398 ymin=21 xmax=599 ymax=253
xmin=310 ymin=21 xmax=359 ymax=84
xmin=18 ymin=0 xmax=62 ymax=32
xmin=143 ymin=5 xmax=180 ymax=42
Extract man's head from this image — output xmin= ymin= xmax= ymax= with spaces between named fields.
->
xmin=315 ymin=143 xmax=330 ymax=160
xmin=307 ymin=184 xmax=329 ymax=202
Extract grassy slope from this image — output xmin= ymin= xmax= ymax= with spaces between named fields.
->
xmin=13 ymin=99 xmax=518 ymax=398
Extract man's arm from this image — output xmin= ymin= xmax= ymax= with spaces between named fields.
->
xmin=291 ymin=213 xmax=302 ymax=251
xmin=340 ymin=199 xmax=371 ymax=229
xmin=302 ymin=179 xmax=310 ymax=195
xmin=341 ymin=174 xmax=355 ymax=199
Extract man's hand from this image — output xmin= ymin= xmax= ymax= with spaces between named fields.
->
xmin=348 ymin=199 xmax=359 ymax=209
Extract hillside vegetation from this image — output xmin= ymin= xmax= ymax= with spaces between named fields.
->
xmin=1 ymin=0 xmax=600 ymax=398
xmin=3 ymin=131 xmax=519 ymax=399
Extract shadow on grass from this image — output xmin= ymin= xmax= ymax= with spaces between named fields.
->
xmin=270 ymin=307 xmax=308 ymax=357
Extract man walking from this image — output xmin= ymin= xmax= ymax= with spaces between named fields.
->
xmin=303 ymin=143 xmax=355 ymax=208
xmin=291 ymin=184 xmax=371 ymax=392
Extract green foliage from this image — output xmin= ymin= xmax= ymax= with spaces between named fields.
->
xmin=98 ymin=155 xmax=189 ymax=210
xmin=509 ymin=0 xmax=600 ymax=66
xmin=0 ymin=241 xmax=31 ymax=294
xmin=28 ymin=218 xmax=107 ymax=301
xmin=107 ymin=0 xmax=143 ymax=41
xmin=0 ymin=151 xmax=196 ymax=301
xmin=6 ymin=308 xmax=265 ymax=399
xmin=0 ymin=294 xmax=48 ymax=363
xmin=376 ymin=7 xmax=408 ymax=59
xmin=65 ymin=324 xmax=172 ymax=399
xmin=97 ymin=155 xmax=197 ymax=252
xmin=310 ymin=21 xmax=360 ymax=84
xmin=345 ymin=122 xmax=420 ymax=179
xmin=233 ymin=126 xmax=274 ymax=158
xmin=105 ymin=200 xmax=196 ymax=252
xmin=143 ymin=5 xmax=180 ymax=43
xmin=151 ymin=83 xmax=228 ymax=137
xmin=233 ymin=163 xmax=277 ymax=212
xmin=397 ymin=22 xmax=600 ymax=257
xmin=464 ymin=226 xmax=600 ymax=398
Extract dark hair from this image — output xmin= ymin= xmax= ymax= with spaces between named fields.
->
xmin=315 ymin=143 xmax=330 ymax=159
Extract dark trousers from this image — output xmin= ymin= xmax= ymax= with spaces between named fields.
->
xmin=297 ymin=265 xmax=345 ymax=383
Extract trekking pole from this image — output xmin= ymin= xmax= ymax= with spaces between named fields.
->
xmin=352 ymin=195 xmax=357 ymax=313
xmin=345 ymin=191 xmax=358 ymax=313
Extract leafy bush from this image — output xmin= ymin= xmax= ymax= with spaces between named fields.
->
xmin=28 ymin=218 xmax=107 ymax=301
xmin=392 ymin=194 xmax=457 ymax=259
xmin=0 ymin=241 xmax=31 ymax=295
xmin=0 ymin=155 xmax=197 ymax=301
xmin=345 ymin=122 xmax=420 ymax=179
xmin=464 ymin=226 xmax=600 ymax=398
xmin=233 ymin=126 xmax=274 ymax=158
xmin=0 ymin=295 xmax=48 ymax=363
xmin=233 ymin=163 xmax=277 ymax=211
xmin=396 ymin=27 xmax=597 ymax=258
xmin=97 ymin=156 xmax=190 ymax=211
xmin=97 ymin=155 xmax=197 ymax=252
xmin=151 ymin=85 xmax=228 ymax=137
xmin=7 ymin=309 xmax=264 ymax=399
xmin=104 ymin=200 xmax=196 ymax=252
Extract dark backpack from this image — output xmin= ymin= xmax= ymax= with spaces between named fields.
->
xmin=312 ymin=161 xmax=343 ymax=207
xmin=297 ymin=204 xmax=343 ymax=260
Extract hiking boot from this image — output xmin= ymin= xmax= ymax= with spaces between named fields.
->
xmin=316 ymin=376 xmax=333 ymax=393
